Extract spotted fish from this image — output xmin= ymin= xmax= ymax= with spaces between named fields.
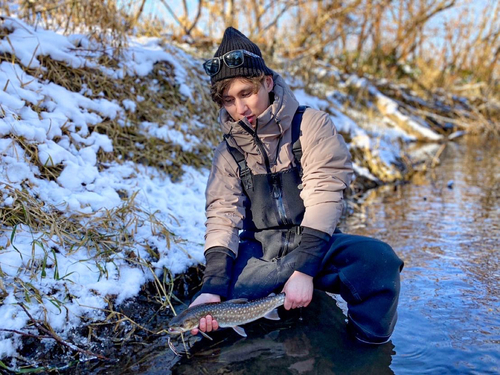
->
xmin=167 ymin=293 xmax=286 ymax=338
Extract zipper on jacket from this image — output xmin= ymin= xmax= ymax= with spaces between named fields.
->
xmin=252 ymin=119 xmax=289 ymax=226
xmin=238 ymin=118 xmax=289 ymax=226
xmin=238 ymin=119 xmax=272 ymax=173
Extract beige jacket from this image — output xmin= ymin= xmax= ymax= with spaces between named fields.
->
xmin=204 ymin=73 xmax=353 ymax=255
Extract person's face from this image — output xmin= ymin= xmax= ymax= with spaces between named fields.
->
xmin=222 ymin=76 xmax=273 ymax=126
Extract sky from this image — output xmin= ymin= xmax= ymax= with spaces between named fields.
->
xmin=0 ymin=15 xmax=423 ymax=365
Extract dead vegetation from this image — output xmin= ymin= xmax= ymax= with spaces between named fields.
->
xmin=159 ymin=0 xmax=500 ymax=131
xmin=0 ymin=41 xmax=219 ymax=180
xmin=1 ymin=0 xmax=130 ymax=49
xmin=2 ymin=0 xmax=497 ymax=130
xmin=0 ymin=17 xmax=218 ymax=368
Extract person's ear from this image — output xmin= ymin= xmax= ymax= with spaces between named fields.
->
xmin=264 ymin=75 xmax=274 ymax=92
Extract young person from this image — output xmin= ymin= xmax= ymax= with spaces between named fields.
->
xmin=189 ymin=27 xmax=404 ymax=345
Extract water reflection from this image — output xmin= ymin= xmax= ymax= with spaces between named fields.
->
xmin=343 ymin=136 xmax=500 ymax=374
xmin=170 ymin=291 xmax=396 ymax=375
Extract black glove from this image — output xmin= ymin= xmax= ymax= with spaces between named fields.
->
xmin=200 ymin=246 xmax=235 ymax=298
xmin=294 ymin=227 xmax=332 ymax=277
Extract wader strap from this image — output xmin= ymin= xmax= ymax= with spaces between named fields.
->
xmin=223 ymin=134 xmax=254 ymax=191
xmin=225 ymin=105 xmax=309 ymax=191
xmin=291 ymin=105 xmax=308 ymax=165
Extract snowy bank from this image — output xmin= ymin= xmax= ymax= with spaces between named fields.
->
xmin=0 ymin=18 xmax=212 ymax=362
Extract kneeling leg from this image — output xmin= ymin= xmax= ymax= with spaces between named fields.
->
xmin=315 ymin=234 xmax=404 ymax=344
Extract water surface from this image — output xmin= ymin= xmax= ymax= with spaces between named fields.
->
xmin=356 ymin=136 xmax=500 ymax=374
xmin=99 ymin=136 xmax=499 ymax=374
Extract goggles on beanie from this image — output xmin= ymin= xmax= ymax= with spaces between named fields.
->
xmin=203 ymin=49 xmax=262 ymax=76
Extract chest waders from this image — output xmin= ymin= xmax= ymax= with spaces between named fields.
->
xmin=224 ymin=106 xmax=308 ymax=260
xmin=225 ymin=108 xmax=404 ymax=345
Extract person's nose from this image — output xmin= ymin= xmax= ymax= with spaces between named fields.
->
xmin=236 ymin=99 xmax=249 ymax=116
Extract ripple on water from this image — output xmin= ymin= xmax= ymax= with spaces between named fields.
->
xmin=347 ymin=137 xmax=500 ymax=375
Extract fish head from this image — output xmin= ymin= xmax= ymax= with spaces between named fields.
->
xmin=167 ymin=310 xmax=200 ymax=335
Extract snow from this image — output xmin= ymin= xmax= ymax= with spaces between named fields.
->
xmin=292 ymin=88 xmax=365 ymax=135
xmin=0 ymin=19 xmax=86 ymax=69
xmin=139 ymin=121 xmax=201 ymax=152
xmin=0 ymin=18 xmax=208 ymax=360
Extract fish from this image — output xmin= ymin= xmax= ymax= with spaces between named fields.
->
xmin=167 ymin=293 xmax=286 ymax=338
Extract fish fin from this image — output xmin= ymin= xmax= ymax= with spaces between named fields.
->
xmin=199 ymin=331 xmax=213 ymax=341
xmin=263 ymin=308 xmax=280 ymax=321
xmin=224 ymin=298 xmax=248 ymax=304
xmin=232 ymin=326 xmax=247 ymax=337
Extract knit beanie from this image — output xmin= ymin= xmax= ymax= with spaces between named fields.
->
xmin=210 ymin=27 xmax=273 ymax=85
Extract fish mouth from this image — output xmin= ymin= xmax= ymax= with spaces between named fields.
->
xmin=167 ymin=327 xmax=184 ymax=334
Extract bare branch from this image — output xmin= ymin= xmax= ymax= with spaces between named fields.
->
xmin=130 ymin=0 xmax=148 ymax=28
xmin=18 ymin=303 xmax=110 ymax=361
xmin=160 ymin=0 xmax=190 ymax=36
xmin=187 ymin=0 xmax=204 ymax=35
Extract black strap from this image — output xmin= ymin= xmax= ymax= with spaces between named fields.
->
xmin=291 ymin=105 xmax=308 ymax=164
xmin=225 ymin=105 xmax=309 ymax=191
xmin=223 ymin=134 xmax=254 ymax=191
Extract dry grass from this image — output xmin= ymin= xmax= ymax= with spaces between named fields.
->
xmin=0 ymin=175 xmax=191 ymax=359
xmin=0 ymin=182 xmax=168 ymax=262
xmin=0 ymin=44 xmax=219 ymax=179
xmin=0 ymin=29 xmax=218 ymax=365
xmin=2 ymin=0 xmax=130 ymax=50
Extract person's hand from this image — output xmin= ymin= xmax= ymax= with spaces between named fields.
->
xmin=282 ymin=271 xmax=314 ymax=310
xmin=189 ymin=293 xmax=221 ymax=335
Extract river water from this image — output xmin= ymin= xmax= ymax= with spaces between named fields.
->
xmin=98 ymin=136 xmax=499 ymax=374
xmin=340 ymin=136 xmax=500 ymax=374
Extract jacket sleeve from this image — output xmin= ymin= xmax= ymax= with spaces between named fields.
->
xmin=299 ymin=109 xmax=353 ymax=235
xmin=204 ymin=143 xmax=246 ymax=256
